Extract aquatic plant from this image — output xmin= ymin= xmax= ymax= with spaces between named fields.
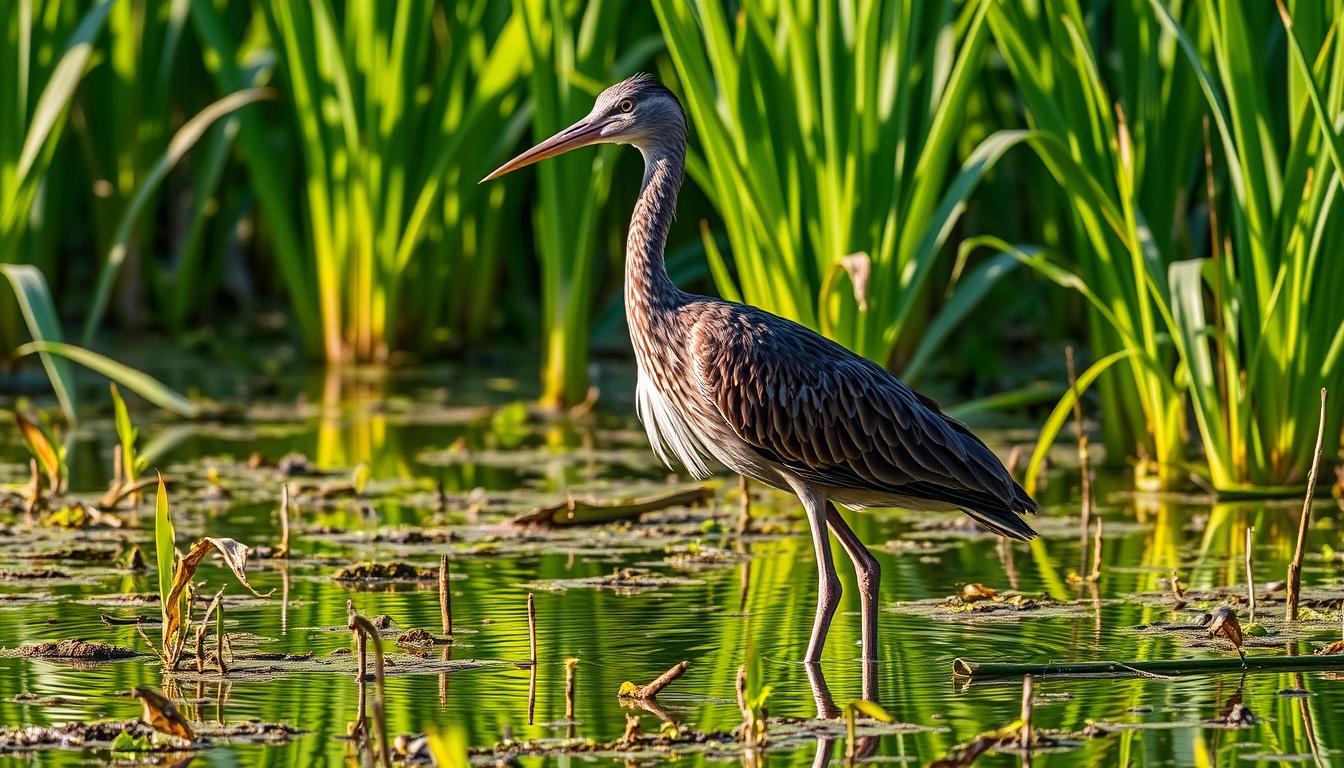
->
xmin=991 ymin=0 xmax=1344 ymax=491
xmin=191 ymin=0 xmax=529 ymax=362
xmin=651 ymin=0 xmax=1027 ymax=370
xmin=514 ymin=0 xmax=657 ymax=407
xmin=0 ymin=2 xmax=110 ymax=353
xmin=151 ymin=476 xmax=269 ymax=668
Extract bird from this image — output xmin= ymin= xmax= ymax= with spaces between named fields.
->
xmin=483 ymin=74 xmax=1037 ymax=694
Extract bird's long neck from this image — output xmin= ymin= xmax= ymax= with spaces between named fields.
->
xmin=625 ymin=142 xmax=685 ymax=322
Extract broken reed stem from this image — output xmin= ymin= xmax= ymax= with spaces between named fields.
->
xmin=1066 ymin=347 xmax=1093 ymax=580
xmin=348 ymin=600 xmax=389 ymax=768
xmin=113 ymin=444 xmax=124 ymax=492
xmin=622 ymin=661 xmax=689 ymax=699
xmin=1245 ymin=526 xmax=1256 ymax=624
xmin=277 ymin=484 xmax=291 ymax=558
xmin=1287 ymin=388 xmax=1327 ymax=622
xmin=1020 ymin=675 xmax=1034 ymax=749
xmin=735 ymin=666 xmax=754 ymax=745
xmin=439 ymin=555 xmax=453 ymax=636
xmin=527 ymin=593 xmax=537 ymax=665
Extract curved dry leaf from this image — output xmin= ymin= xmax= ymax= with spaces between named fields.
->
xmin=163 ymin=537 xmax=272 ymax=648
xmin=15 ymin=412 xmax=60 ymax=491
xmin=841 ymin=252 xmax=871 ymax=311
xmin=1315 ymin=640 xmax=1344 ymax=656
xmin=132 ymin=686 xmax=193 ymax=741
xmin=960 ymin=583 xmax=998 ymax=603
xmin=1207 ymin=606 xmax=1244 ymax=652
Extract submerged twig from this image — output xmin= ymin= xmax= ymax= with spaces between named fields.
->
xmin=1287 ymin=388 xmax=1327 ymax=622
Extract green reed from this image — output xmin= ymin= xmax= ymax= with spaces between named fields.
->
xmin=990 ymin=0 xmax=1344 ymax=492
xmin=651 ymin=0 xmax=1029 ymax=370
xmin=192 ymin=0 xmax=527 ymax=362
xmin=0 ymin=1 xmax=107 ymax=347
xmin=512 ymin=0 xmax=658 ymax=408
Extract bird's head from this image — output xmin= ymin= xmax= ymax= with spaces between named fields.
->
xmin=481 ymin=73 xmax=684 ymax=183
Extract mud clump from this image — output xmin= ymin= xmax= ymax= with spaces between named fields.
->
xmin=396 ymin=629 xmax=435 ymax=648
xmin=332 ymin=562 xmax=435 ymax=581
xmin=0 ymin=569 xmax=69 ymax=580
xmin=19 ymin=639 xmax=139 ymax=660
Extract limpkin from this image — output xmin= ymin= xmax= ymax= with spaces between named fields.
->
xmin=484 ymin=74 xmax=1037 ymax=695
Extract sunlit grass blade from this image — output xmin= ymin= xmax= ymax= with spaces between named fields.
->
xmin=0 ymin=263 xmax=77 ymax=422
xmin=15 ymin=340 xmax=200 ymax=418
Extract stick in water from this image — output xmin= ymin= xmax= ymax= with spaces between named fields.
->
xmin=565 ymin=657 xmax=578 ymax=720
xmin=737 ymin=475 xmax=751 ymax=535
xmin=439 ymin=555 xmax=452 ymax=636
xmin=1245 ymin=526 xmax=1256 ymax=624
xmin=1088 ymin=517 xmax=1104 ymax=582
xmin=620 ymin=660 xmax=689 ymax=699
xmin=527 ymin=593 xmax=537 ymax=665
xmin=277 ymin=483 xmax=291 ymax=558
xmin=1287 ymin=388 xmax=1327 ymax=622
xmin=1020 ymin=675 xmax=1034 ymax=749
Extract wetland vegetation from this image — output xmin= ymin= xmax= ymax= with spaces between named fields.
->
xmin=2 ymin=0 xmax=1344 ymax=766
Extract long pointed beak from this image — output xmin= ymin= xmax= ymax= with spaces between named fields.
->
xmin=480 ymin=117 xmax=608 ymax=183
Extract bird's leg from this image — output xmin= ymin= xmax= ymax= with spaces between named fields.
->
xmin=826 ymin=507 xmax=880 ymax=702
xmin=791 ymin=481 xmax=842 ymax=664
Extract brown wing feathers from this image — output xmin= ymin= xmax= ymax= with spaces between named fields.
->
xmin=698 ymin=308 xmax=1037 ymax=540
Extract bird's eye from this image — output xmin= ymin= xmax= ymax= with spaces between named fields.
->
xmin=618 ymin=99 xmax=635 ymax=113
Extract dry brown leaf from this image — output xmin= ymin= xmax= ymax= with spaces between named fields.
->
xmin=132 ymin=686 xmax=193 ymax=740
xmin=841 ymin=252 xmax=871 ymax=311
xmin=1207 ymin=606 xmax=1245 ymax=655
xmin=1316 ymin=640 xmax=1344 ymax=656
xmin=960 ymin=583 xmax=999 ymax=603
xmin=163 ymin=538 xmax=272 ymax=649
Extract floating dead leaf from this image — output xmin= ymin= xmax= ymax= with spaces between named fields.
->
xmin=131 ymin=686 xmax=194 ymax=741
xmin=1207 ymin=606 xmax=1245 ymax=659
xmin=1316 ymin=640 xmax=1344 ymax=656
xmin=960 ymin=583 xmax=999 ymax=603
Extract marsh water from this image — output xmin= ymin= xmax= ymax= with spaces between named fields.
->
xmin=1 ymin=365 xmax=1342 ymax=766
